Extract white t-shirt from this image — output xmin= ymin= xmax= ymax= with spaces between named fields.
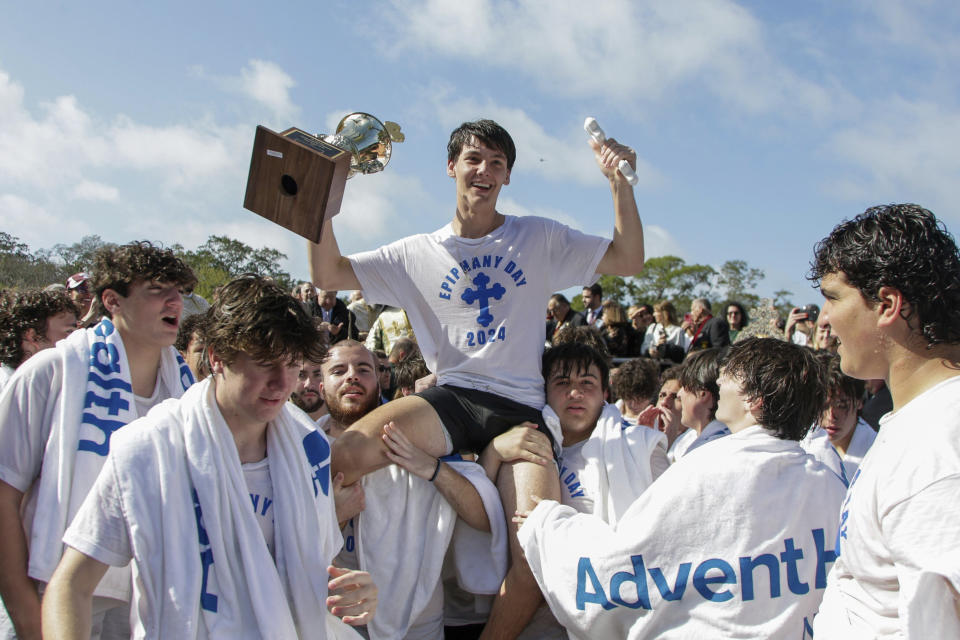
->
xmin=243 ymin=457 xmax=275 ymax=559
xmin=0 ymin=364 xmax=13 ymax=389
xmin=801 ymin=418 xmax=876 ymax=484
xmin=684 ymin=419 xmax=730 ymax=456
xmin=66 ymin=453 xmax=278 ymax=565
xmin=667 ymin=427 xmax=696 ymax=463
xmin=814 ymin=376 xmax=960 ymax=638
xmin=349 ymin=215 xmax=609 ymax=409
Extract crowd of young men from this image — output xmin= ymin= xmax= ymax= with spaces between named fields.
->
xmin=0 ymin=117 xmax=958 ymax=639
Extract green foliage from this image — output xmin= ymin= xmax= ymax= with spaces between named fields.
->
xmin=631 ymin=255 xmax=716 ymax=312
xmin=0 ymin=232 xmax=68 ymax=289
xmin=0 ymin=233 xmax=293 ymax=301
xmin=173 ymin=235 xmax=293 ymax=299
xmin=717 ymin=259 xmax=765 ymax=309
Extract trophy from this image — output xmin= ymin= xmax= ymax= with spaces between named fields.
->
xmin=243 ymin=113 xmax=404 ymax=243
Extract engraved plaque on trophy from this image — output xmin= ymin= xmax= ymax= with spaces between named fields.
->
xmin=243 ymin=113 xmax=404 ymax=243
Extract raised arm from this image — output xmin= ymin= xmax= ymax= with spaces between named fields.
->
xmin=592 ymin=137 xmax=645 ymax=277
xmin=308 ymin=218 xmax=362 ymax=292
xmin=381 ymin=422 xmax=491 ymax=532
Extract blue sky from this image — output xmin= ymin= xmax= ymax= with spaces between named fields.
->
xmin=2 ymin=0 xmax=958 ymax=308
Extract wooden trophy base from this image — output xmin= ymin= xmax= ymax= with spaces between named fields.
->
xmin=243 ymin=126 xmax=351 ymax=243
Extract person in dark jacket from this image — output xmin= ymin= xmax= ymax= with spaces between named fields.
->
xmin=318 ymin=289 xmax=360 ymax=344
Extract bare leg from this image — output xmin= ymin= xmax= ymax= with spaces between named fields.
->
xmin=331 ymin=395 xmax=448 ymax=486
xmin=480 ymin=459 xmax=561 ymax=639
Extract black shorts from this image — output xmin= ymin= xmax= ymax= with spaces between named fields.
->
xmin=417 ymin=384 xmax=555 ymax=455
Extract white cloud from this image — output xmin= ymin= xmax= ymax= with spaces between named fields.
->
xmin=70 ymin=180 xmax=119 ymax=202
xmin=238 ymin=59 xmax=299 ymax=122
xmin=383 ymin=0 xmax=841 ymax=118
xmin=335 ymin=171 xmax=438 ymax=249
xmin=0 ymin=194 xmax=90 ymax=249
xmin=825 ymin=97 xmax=960 ymax=221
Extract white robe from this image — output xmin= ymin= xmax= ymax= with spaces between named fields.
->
xmin=519 ymin=426 xmax=846 ymax=639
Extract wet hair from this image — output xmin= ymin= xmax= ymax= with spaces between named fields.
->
xmin=0 ymin=288 xmax=79 ymax=367
xmin=722 ymin=338 xmax=826 ymax=440
xmin=612 ymin=357 xmax=659 ymax=403
xmin=678 ymin=348 xmax=726 ymax=418
xmin=175 ymin=313 xmax=207 ymax=352
xmin=394 ymin=353 xmax=430 ymax=391
xmin=725 ymin=301 xmax=750 ymax=329
xmin=92 ymin=241 xmax=194 ymax=319
xmin=809 ymin=204 xmax=960 ymax=347
xmin=817 ymin=350 xmax=864 ymax=406
xmin=542 ymin=342 xmax=610 ymax=392
xmin=550 ymin=325 xmax=611 ymax=362
xmin=447 ymin=120 xmax=517 ymax=171
xmin=204 ymin=274 xmax=323 ymax=366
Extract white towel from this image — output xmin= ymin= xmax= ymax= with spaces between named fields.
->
xmin=545 ymin=404 xmax=665 ymax=527
xmin=101 ymin=378 xmax=354 ymax=639
xmin=519 ymin=426 xmax=847 ymax=639
xmin=30 ymin=317 xmax=193 ymax=598
xmin=356 ymin=458 xmax=506 ymax=640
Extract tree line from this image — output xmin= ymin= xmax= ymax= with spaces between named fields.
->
xmin=0 ymin=232 xmax=294 ymax=299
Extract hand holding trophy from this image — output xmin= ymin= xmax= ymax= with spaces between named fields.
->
xmin=243 ymin=113 xmax=404 ymax=242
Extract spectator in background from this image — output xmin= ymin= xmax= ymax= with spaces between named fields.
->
xmin=394 ymin=353 xmax=430 ymax=398
xmin=298 ymin=281 xmax=321 ymax=316
xmin=626 ymin=303 xmax=654 ymax=335
xmin=66 ymin=272 xmax=94 ymax=326
xmin=174 ymin=313 xmax=209 ymax=381
xmin=784 ymin=303 xmax=818 ymax=346
xmin=801 ymin=352 xmax=875 ymax=482
xmin=581 ymin=283 xmax=604 ymax=329
xmin=318 ymin=289 xmax=360 ymax=344
xmin=291 ymin=351 xmax=329 ymax=424
xmin=373 ymin=349 xmax=394 ymax=404
xmin=655 ymin=365 xmax=687 ymax=457
xmin=545 ymin=294 xmax=584 ymax=345
xmin=811 ymin=316 xmax=839 ymax=352
xmin=612 ymin=357 xmax=660 ymax=424
xmin=0 ymin=289 xmax=78 ymax=387
xmin=365 ymin=306 xmax=415 ymax=354
xmin=673 ymin=348 xmax=730 ymax=459
xmin=725 ymin=301 xmax=749 ymax=342
xmin=347 ymin=291 xmax=377 ymax=338
xmin=643 ymin=300 xmax=690 ymax=362
xmin=685 ymin=298 xmax=730 ymax=352
xmin=179 ymin=279 xmax=210 ymax=320
xmin=599 ymin=299 xmax=636 ymax=357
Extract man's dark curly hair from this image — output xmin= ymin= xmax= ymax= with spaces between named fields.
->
xmin=447 ymin=119 xmax=517 ymax=171
xmin=612 ymin=357 xmax=659 ymax=404
xmin=722 ymin=338 xmax=826 ymax=441
xmin=204 ymin=274 xmax=324 ymax=366
xmin=809 ymin=204 xmax=960 ymax=347
xmin=92 ymin=241 xmax=195 ymax=319
xmin=542 ymin=342 xmax=610 ymax=392
xmin=0 ymin=288 xmax=79 ymax=367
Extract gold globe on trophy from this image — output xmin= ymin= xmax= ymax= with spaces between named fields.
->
xmin=244 ymin=112 xmax=404 ymax=243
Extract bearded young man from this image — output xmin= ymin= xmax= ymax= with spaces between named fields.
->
xmin=310 ymin=118 xmax=643 ymax=638
xmin=318 ymin=340 xmax=503 ymax=639
xmin=292 ymin=356 xmax=329 ymax=423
